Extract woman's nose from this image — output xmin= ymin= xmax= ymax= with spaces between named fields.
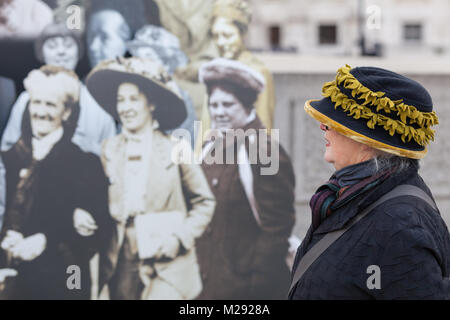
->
xmin=33 ymin=104 xmax=48 ymax=116
xmin=215 ymin=105 xmax=226 ymax=116
xmin=117 ymin=101 xmax=130 ymax=113
xmin=217 ymin=35 xmax=227 ymax=47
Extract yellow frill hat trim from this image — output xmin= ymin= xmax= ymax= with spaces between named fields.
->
xmin=304 ymin=100 xmax=428 ymax=159
xmin=321 ymin=64 xmax=439 ymax=147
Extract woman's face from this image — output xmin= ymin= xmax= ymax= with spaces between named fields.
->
xmin=209 ymin=86 xmax=250 ymax=131
xmin=211 ymin=17 xmax=244 ymax=59
xmin=117 ymin=82 xmax=154 ymax=134
xmin=321 ymin=123 xmax=376 ymax=170
xmin=29 ymin=91 xmax=70 ymax=139
xmin=42 ymin=36 xmax=79 ymax=71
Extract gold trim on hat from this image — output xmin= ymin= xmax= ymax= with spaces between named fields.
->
xmin=321 ymin=65 xmax=438 ymax=147
xmin=304 ymin=99 xmax=427 ymax=159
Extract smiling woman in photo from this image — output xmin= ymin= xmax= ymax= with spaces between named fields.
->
xmin=0 ymin=65 xmax=115 ymax=299
xmin=86 ymin=57 xmax=215 ymax=300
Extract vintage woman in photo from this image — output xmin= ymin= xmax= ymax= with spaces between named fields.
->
xmin=0 ymin=65 xmax=115 ymax=299
xmin=289 ymin=65 xmax=450 ymax=299
xmin=196 ymin=58 xmax=296 ymax=299
xmin=86 ymin=57 xmax=215 ymax=300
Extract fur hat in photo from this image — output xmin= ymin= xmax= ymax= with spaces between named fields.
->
xmin=199 ymin=58 xmax=265 ymax=95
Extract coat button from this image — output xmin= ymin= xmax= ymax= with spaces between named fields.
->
xmin=212 ymin=178 xmax=219 ymax=187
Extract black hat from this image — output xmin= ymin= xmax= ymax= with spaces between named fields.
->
xmin=86 ymin=57 xmax=187 ymax=131
xmin=305 ymin=65 xmax=439 ymax=159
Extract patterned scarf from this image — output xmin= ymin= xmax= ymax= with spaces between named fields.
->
xmin=310 ymin=160 xmax=396 ymax=231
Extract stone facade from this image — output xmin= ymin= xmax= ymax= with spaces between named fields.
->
xmin=247 ymin=0 xmax=450 ymax=58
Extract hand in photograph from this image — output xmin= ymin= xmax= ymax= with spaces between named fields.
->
xmin=155 ymin=234 xmax=180 ymax=259
xmin=0 ymin=269 xmax=18 ymax=283
xmin=73 ymin=208 xmax=98 ymax=237
xmin=0 ymin=230 xmax=24 ymax=251
xmin=9 ymin=233 xmax=47 ymax=261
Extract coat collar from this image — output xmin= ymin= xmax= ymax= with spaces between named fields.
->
xmin=312 ymin=164 xmax=419 ymax=235
xmin=107 ymin=128 xmax=174 ymax=211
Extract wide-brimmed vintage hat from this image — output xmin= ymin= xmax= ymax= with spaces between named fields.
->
xmin=86 ymin=57 xmax=187 ymax=131
xmin=305 ymin=65 xmax=439 ymax=159
xmin=199 ymin=58 xmax=265 ymax=94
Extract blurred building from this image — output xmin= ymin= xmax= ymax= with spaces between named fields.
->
xmin=247 ymin=0 xmax=450 ymax=57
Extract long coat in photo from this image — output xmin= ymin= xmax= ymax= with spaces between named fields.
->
xmin=196 ymin=117 xmax=296 ymax=299
xmin=101 ymin=128 xmax=215 ymax=300
xmin=0 ymin=136 xmax=116 ymax=299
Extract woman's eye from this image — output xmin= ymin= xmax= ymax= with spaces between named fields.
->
xmin=47 ymin=41 xmax=57 ymax=49
xmin=64 ymin=40 xmax=73 ymax=48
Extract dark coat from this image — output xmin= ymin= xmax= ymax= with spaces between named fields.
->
xmin=289 ymin=164 xmax=450 ymax=300
xmin=196 ymin=117 xmax=296 ymax=299
xmin=0 ymin=136 xmax=115 ymax=300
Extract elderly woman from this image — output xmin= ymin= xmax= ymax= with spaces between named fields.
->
xmin=289 ymin=65 xmax=450 ymax=300
xmin=0 ymin=65 xmax=115 ymax=299
xmin=86 ymin=57 xmax=215 ymax=300
xmin=0 ymin=22 xmax=117 ymax=233
xmin=195 ymin=58 xmax=296 ymax=299
xmin=127 ymin=24 xmax=197 ymax=147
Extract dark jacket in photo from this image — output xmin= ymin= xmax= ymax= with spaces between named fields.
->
xmin=196 ymin=117 xmax=296 ymax=299
xmin=0 ymin=135 xmax=115 ymax=299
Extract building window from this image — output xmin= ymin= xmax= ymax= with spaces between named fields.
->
xmin=319 ymin=25 xmax=337 ymax=45
xmin=403 ymin=23 xmax=422 ymax=43
xmin=269 ymin=25 xmax=281 ymax=50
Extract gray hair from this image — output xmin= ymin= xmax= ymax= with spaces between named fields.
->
xmin=371 ymin=151 xmax=419 ymax=175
